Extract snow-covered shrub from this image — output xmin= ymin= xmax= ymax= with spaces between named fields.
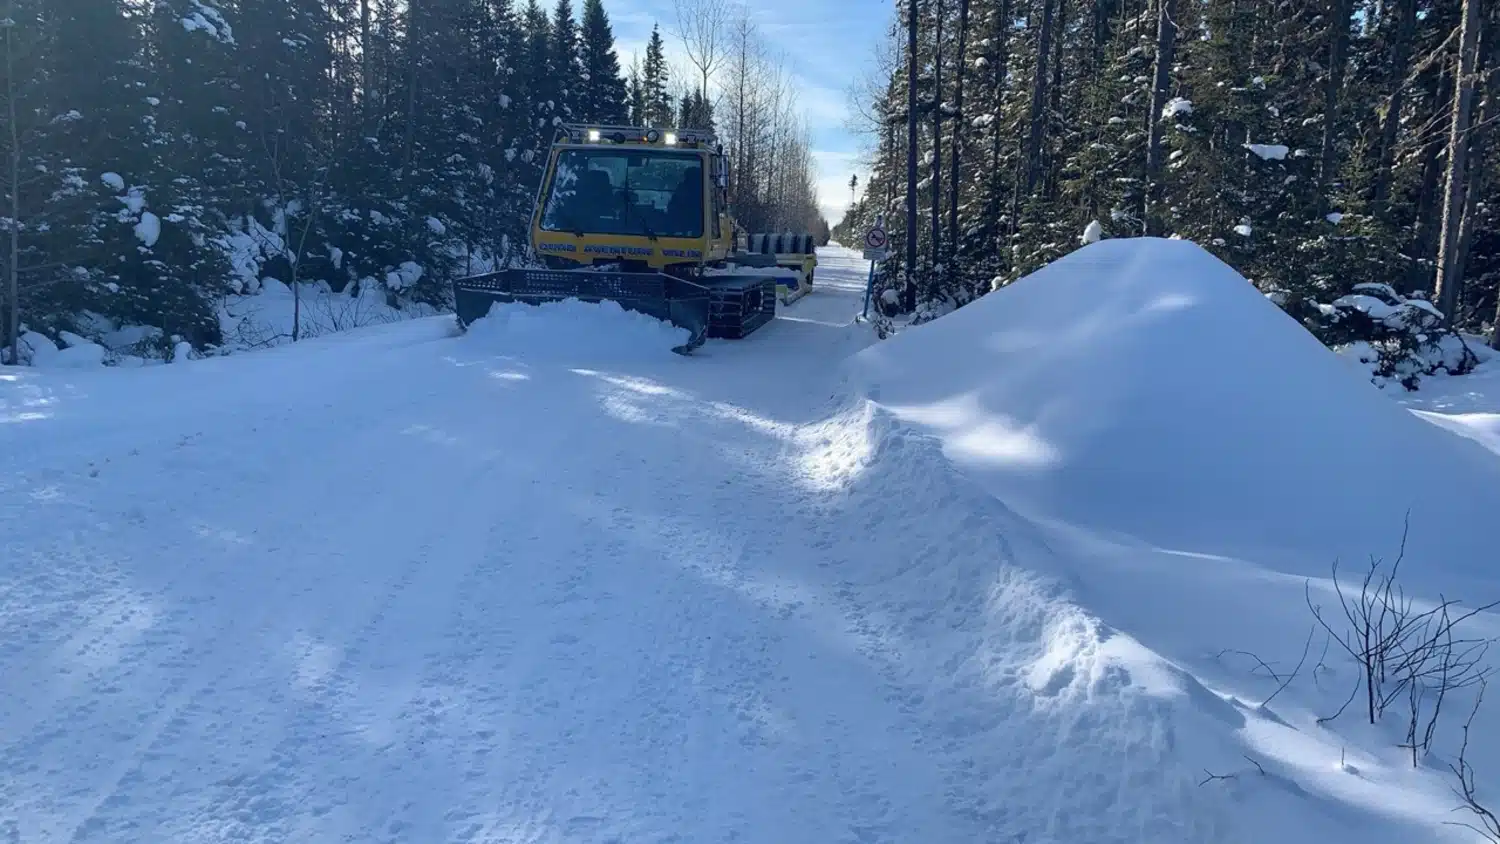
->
xmin=1283 ymin=282 xmax=1480 ymax=390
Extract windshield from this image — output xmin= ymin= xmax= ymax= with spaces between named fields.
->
xmin=540 ymin=148 xmax=705 ymax=239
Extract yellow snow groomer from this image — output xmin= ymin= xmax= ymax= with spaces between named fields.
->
xmin=452 ymin=123 xmax=818 ymax=353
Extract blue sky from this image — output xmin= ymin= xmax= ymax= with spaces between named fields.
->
xmin=603 ymin=0 xmax=891 ymax=226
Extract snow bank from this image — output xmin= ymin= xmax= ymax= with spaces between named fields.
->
xmin=463 ymin=298 xmax=691 ymax=359
xmin=844 ymin=235 xmax=1500 ymax=841
xmin=217 ymin=280 xmax=441 ymax=353
xmin=850 ymin=236 xmax=1500 ymax=586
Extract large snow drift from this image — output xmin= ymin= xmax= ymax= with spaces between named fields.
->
xmin=852 ymin=238 xmax=1500 ymax=588
xmin=846 ymin=237 xmax=1500 ymax=842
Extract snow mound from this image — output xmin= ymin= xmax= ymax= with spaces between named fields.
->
xmin=464 ymin=298 xmax=691 ymax=359
xmin=792 ymin=399 xmax=1251 ymax=839
xmin=841 ymin=238 xmax=1500 ymax=842
xmin=850 ymin=236 xmax=1500 ymax=585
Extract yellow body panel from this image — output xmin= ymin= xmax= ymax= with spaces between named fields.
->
xmin=529 ymin=142 xmax=736 ymax=271
xmin=773 ymin=253 xmax=817 ymax=303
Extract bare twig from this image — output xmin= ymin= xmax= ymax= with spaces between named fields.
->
xmin=1199 ymin=769 xmax=1235 ymax=787
xmin=1444 ymin=680 xmax=1499 ymax=841
xmin=1304 ymin=517 xmax=1498 ymax=767
xmin=1264 ymin=627 xmax=1316 ymax=708
xmin=1215 ymin=648 xmax=1283 ymax=682
xmin=1319 ymin=671 xmax=1363 ymax=725
xmin=1198 ymin=756 xmax=1267 ymax=787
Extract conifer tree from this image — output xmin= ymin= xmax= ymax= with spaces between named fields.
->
xmin=642 ymin=25 xmax=673 ymax=126
xmin=578 ymin=0 xmax=628 ymax=123
xmin=550 ymin=0 xmax=581 ymax=121
xmin=626 ymin=58 xmax=646 ymax=125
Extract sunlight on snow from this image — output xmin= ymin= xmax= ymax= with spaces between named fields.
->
xmin=884 ymin=393 xmax=1060 ymax=469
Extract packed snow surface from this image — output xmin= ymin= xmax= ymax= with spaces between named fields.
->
xmin=3 ymin=243 xmax=1499 ymax=843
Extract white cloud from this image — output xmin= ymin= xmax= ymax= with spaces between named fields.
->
xmin=789 ymin=81 xmax=851 ymax=131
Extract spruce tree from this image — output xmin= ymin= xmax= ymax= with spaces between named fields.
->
xmin=626 ymin=59 xmax=646 ymax=125
xmin=642 ymin=25 xmax=672 ymax=127
xmin=550 ymin=0 xmax=581 ymax=122
xmin=578 ymin=0 xmax=628 ymax=123
xmin=30 ymin=0 xmax=162 ymax=341
xmin=678 ymin=90 xmax=713 ymax=130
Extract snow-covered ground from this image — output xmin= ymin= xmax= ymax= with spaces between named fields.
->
xmin=3 ymin=242 xmax=1499 ymax=843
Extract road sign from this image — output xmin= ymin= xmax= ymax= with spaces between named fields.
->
xmin=864 ymin=225 xmax=888 ymax=250
xmin=862 ymin=247 xmax=889 ymax=262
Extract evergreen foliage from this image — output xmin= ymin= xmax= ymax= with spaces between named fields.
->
xmin=0 ymin=0 xmax=827 ymax=361
xmin=837 ymin=0 xmax=1500 ymax=386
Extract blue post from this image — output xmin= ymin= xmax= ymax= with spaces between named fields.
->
xmin=862 ymin=257 xmax=877 ymax=318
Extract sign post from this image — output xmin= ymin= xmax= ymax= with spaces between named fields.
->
xmin=861 ymin=218 xmax=889 ymax=318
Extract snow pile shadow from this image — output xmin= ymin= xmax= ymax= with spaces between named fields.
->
xmin=464 ymin=298 xmax=691 ymax=360
xmin=848 ymin=237 xmax=1500 ymax=585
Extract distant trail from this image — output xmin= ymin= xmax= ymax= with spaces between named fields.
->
xmin=0 ymin=246 xmax=1229 ymax=843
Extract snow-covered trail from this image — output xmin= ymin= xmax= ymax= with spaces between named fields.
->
xmin=1 ymin=247 xmax=1223 ymax=843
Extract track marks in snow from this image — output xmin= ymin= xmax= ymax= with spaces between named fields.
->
xmin=0 ymin=372 xmax=493 ymax=842
xmin=1 ymin=249 xmax=1238 ymax=842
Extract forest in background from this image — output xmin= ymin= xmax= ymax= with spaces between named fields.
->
xmin=836 ymin=0 xmax=1500 ymax=387
xmin=0 ymin=0 xmax=826 ymax=362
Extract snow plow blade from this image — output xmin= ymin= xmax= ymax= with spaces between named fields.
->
xmin=452 ymin=268 xmax=713 ymax=354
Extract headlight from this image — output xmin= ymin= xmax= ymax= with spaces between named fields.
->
xmin=664 ymin=132 xmax=677 ymax=145
xmin=587 ymin=129 xmax=601 ymax=142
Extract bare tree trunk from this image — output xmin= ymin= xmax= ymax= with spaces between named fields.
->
xmin=904 ymin=0 xmax=919 ymax=309
xmin=1371 ymin=0 xmax=1416 ymax=210
xmin=1319 ymin=0 xmax=1351 ymax=197
xmin=402 ymin=0 xmax=421 ymax=168
xmin=1434 ymin=0 xmax=1480 ymax=323
xmin=1144 ymin=0 xmax=1177 ymax=236
xmin=1090 ymin=0 xmax=1110 ymax=72
xmin=930 ymin=0 xmax=943 ymax=263
xmin=1024 ymin=0 xmax=1056 ymax=194
xmin=291 ymin=206 xmax=320 ymax=343
xmin=4 ymin=5 xmax=17 ymax=366
xmin=1455 ymin=11 xmax=1498 ymax=314
xmin=1410 ymin=80 xmax=1448 ymax=292
xmin=360 ymin=0 xmax=375 ymax=129
xmin=1048 ymin=0 xmax=1067 ymax=198
xmin=735 ymin=19 xmax=748 ymax=209
xmin=946 ymin=0 xmax=969 ymax=262
xmin=989 ymin=0 xmax=1011 ymax=260
xmin=886 ymin=114 xmax=897 ymax=211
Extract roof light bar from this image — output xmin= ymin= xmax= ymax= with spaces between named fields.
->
xmin=559 ymin=123 xmax=718 ymax=147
